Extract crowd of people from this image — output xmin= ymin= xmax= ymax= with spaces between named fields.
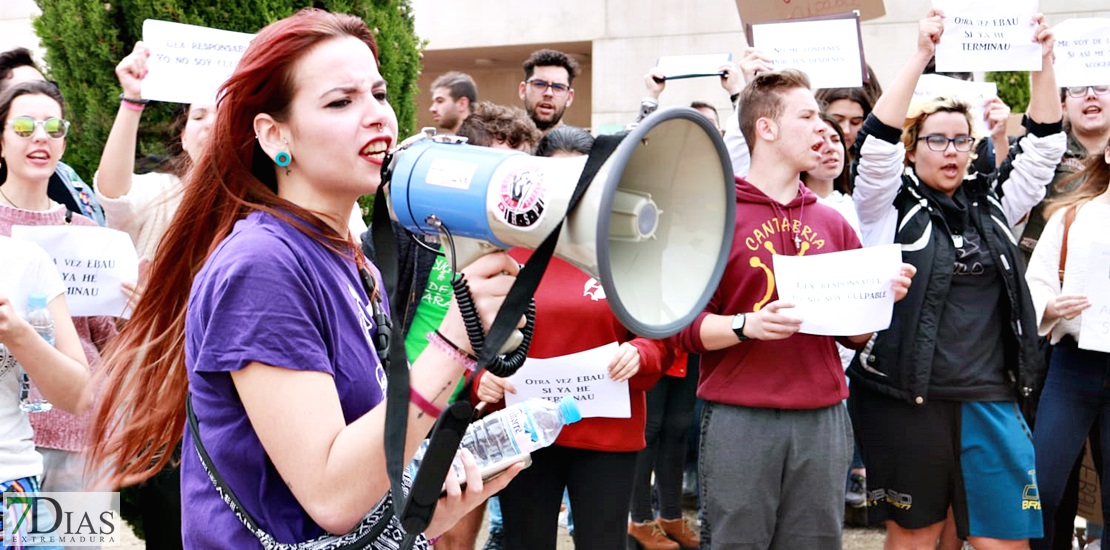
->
xmin=1 ymin=6 xmax=1110 ymax=550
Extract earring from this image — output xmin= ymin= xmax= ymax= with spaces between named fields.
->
xmin=274 ymin=138 xmax=292 ymax=176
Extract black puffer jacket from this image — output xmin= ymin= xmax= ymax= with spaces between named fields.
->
xmin=847 ymin=115 xmax=1065 ymax=405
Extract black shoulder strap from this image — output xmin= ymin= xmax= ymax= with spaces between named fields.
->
xmin=378 ymin=133 xmax=625 ymax=545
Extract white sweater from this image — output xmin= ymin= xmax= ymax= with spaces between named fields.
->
xmin=1026 ymin=201 xmax=1110 ymax=344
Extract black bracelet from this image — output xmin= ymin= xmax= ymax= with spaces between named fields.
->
xmin=729 ymin=92 xmax=741 ymax=104
xmin=118 ymin=93 xmax=150 ymax=106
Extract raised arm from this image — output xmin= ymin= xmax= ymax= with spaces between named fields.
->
xmin=851 ymin=12 xmax=942 ymax=246
xmin=995 ymin=15 xmax=1067 ymax=225
xmin=721 ymin=48 xmax=773 ymax=177
xmin=871 ymin=10 xmax=942 ymax=128
xmin=96 ymin=43 xmax=149 ymax=199
xmin=1026 ymin=14 xmax=1062 ymax=125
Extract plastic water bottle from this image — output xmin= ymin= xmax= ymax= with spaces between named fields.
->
xmin=411 ymin=396 xmax=582 ymax=482
xmin=20 ymin=293 xmax=54 ymax=413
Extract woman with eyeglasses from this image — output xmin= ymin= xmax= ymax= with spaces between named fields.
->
xmin=1025 ymin=134 xmax=1110 ymax=549
xmin=0 ymin=80 xmax=102 ymax=539
xmin=847 ymin=10 xmax=1066 ymax=548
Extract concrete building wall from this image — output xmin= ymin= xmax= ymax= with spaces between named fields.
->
xmin=0 ymin=0 xmax=43 ymax=59
xmin=4 ymin=1 xmax=1110 ymax=134
xmin=412 ymin=0 xmax=1110 ymax=134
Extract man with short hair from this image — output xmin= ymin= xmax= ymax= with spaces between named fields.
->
xmin=0 ymin=47 xmax=106 ymax=225
xmin=428 ymin=71 xmax=476 ymax=134
xmin=674 ymin=69 xmax=911 ymax=548
xmin=519 ymin=49 xmax=579 ymax=134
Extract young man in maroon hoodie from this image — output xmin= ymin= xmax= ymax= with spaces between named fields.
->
xmin=675 ymin=69 xmax=912 ymax=548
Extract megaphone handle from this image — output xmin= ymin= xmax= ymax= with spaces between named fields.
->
xmin=452 ymin=275 xmax=536 ymax=377
xmin=444 ymin=237 xmax=528 ymax=357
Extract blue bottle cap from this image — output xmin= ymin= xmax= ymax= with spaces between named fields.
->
xmin=27 ymin=292 xmax=48 ymax=310
xmin=558 ymin=396 xmax=582 ymax=424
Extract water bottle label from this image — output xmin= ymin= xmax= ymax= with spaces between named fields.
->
xmin=501 ymin=406 xmax=542 ymax=455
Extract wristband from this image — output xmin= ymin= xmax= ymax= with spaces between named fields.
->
xmin=118 ymin=93 xmax=150 ymax=106
xmin=427 ymin=331 xmax=478 ymax=372
xmin=120 ymin=99 xmax=145 ymax=112
xmin=409 ymin=386 xmax=442 ymax=419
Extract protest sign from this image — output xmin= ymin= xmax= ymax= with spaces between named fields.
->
xmin=10 ymin=225 xmax=139 ymax=318
xmin=654 ymin=54 xmax=731 ymax=81
xmin=1078 ymin=241 xmax=1110 ymax=353
xmin=1053 ymin=19 xmax=1110 ymax=89
xmin=913 ymin=74 xmax=998 ymax=137
xmin=735 ymin=0 xmax=885 ymax=24
xmin=772 ymin=244 xmax=902 ymax=336
xmin=505 ymin=342 xmax=630 ymax=419
xmin=747 ymin=13 xmax=865 ymax=89
xmin=141 ymin=19 xmax=254 ymax=104
xmin=932 ymin=0 xmax=1041 ymax=73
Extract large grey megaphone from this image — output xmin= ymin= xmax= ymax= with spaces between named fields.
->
xmin=385 ymin=106 xmax=735 ymax=338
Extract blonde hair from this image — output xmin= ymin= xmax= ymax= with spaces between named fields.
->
xmin=1045 ymin=137 xmax=1110 ymax=219
xmin=901 ymin=97 xmax=976 ymax=167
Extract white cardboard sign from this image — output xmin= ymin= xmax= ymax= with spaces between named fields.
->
xmin=141 ymin=19 xmax=254 ymax=104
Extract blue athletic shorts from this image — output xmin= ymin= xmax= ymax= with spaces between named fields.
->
xmin=850 ymin=385 xmax=1042 ymax=540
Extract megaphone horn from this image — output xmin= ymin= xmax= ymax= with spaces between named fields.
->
xmin=385 ymin=106 xmax=736 ymax=338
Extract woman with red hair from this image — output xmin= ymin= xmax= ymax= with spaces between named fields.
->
xmin=88 ymin=9 xmax=520 ymax=548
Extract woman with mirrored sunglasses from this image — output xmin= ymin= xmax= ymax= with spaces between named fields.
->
xmin=0 ymin=80 xmax=117 ymax=514
xmin=848 ymin=9 xmax=1067 ymax=548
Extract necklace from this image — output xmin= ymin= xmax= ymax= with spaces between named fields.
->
xmin=769 ymin=185 xmax=806 ymax=254
xmin=0 ymin=186 xmax=20 ymax=209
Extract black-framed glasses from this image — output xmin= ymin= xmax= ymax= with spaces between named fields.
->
xmin=6 ymin=116 xmax=70 ymax=139
xmin=917 ymin=134 xmax=975 ymax=152
xmin=526 ymin=79 xmax=571 ymax=97
xmin=1065 ymin=85 xmax=1110 ymax=98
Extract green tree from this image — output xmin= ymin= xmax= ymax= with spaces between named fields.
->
xmin=33 ymin=0 xmax=422 ymax=220
xmin=985 ymin=71 xmax=1031 ymax=113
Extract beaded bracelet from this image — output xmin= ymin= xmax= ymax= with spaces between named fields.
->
xmin=426 ymin=330 xmax=478 ymax=372
xmin=409 ymin=387 xmax=441 ymax=419
xmin=118 ymin=93 xmax=150 ymax=106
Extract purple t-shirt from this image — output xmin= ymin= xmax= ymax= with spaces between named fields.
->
xmin=181 ymin=211 xmax=389 ymax=548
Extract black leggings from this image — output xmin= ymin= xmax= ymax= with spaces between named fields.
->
xmin=629 ymin=363 xmax=699 ymax=522
xmin=499 ymin=445 xmax=638 ymax=550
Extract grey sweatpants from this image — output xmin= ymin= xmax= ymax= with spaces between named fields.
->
xmin=699 ymin=401 xmax=852 ymax=550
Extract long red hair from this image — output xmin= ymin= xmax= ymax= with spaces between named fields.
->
xmin=87 ymin=9 xmax=380 ymax=487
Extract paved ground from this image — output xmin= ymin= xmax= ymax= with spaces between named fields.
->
xmin=119 ymin=516 xmax=889 ymax=549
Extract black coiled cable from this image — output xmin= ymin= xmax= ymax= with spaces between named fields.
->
xmin=451 ymin=275 xmax=536 ymax=377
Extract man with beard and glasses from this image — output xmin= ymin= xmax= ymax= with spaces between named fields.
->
xmin=519 ymin=49 xmax=578 ymax=135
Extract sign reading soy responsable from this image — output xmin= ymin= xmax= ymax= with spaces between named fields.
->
xmin=141 ymin=20 xmax=254 ymax=105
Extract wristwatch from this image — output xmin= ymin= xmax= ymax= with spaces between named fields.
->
xmin=731 ymin=313 xmax=750 ymax=341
